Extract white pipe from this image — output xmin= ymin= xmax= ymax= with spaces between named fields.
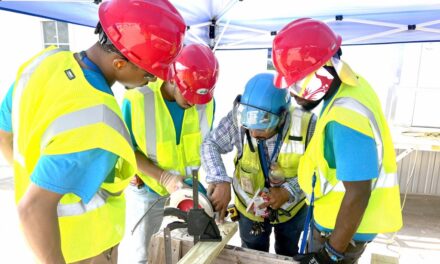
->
xmin=343 ymin=18 xmax=404 ymax=28
xmin=219 ymin=22 xmax=270 ymax=34
xmin=220 ymin=32 xmax=272 ymax=48
xmin=344 ymin=27 xmax=407 ymax=44
xmin=187 ymin=30 xmax=208 ymax=46
xmin=418 ymin=20 xmax=440 ymax=27
xmin=417 ymin=27 xmax=440 ymax=34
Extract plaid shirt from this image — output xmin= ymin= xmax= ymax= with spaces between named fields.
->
xmin=201 ymin=110 xmax=315 ymax=201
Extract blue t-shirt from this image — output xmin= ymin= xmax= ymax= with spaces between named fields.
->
xmin=0 ymin=83 xmax=13 ymax=132
xmin=315 ymin=88 xmax=379 ymax=241
xmin=0 ymin=64 xmax=118 ymax=203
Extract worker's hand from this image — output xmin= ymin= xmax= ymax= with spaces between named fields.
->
xmin=159 ymin=170 xmax=184 ymax=193
xmin=207 ymin=182 xmax=231 ymax=224
xmin=259 ymin=187 xmax=290 ymax=210
xmin=295 ymin=248 xmax=340 ymax=264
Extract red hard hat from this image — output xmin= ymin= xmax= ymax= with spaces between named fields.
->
xmin=98 ymin=0 xmax=186 ymax=81
xmin=272 ymin=18 xmax=342 ymax=88
xmin=173 ymin=44 xmax=219 ymax=105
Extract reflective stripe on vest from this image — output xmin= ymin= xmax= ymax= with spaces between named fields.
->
xmin=138 ymin=86 xmax=210 ymax=175
xmin=280 ymin=107 xmax=306 ymax=155
xmin=57 ymin=189 xmax=120 ymax=217
xmin=12 ymin=48 xmax=61 ymax=167
xmin=196 ymin=104 xmax=210 ymax=138
xmin=41 ymin=104 xmax=133 ymax=151
xmin=316 ymin=97 xmax=398 ymax=197
xmin=139 ymin=86 xmax=157 ymax=161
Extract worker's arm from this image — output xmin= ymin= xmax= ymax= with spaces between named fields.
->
xmin=201 ymin=111 xmax=241 ymax=184
xmin=17 ymin=183 xmax=65 ymax=264
xmin=328 ymin=180 xmax=371 ymax=252
xmin=0 ymin=129 xmax=13 ymax=165
xmin=135 ymin=150 xmax=163 ymax=181
xmin=202 ymin=111 xmax=242 ymax=222
xmin=326 ymin=121 xmax=378 ymax=253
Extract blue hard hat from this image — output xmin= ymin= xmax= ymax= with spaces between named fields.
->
xmin=241 ymin=72 xmax=290 ymax=115
xmin=236 ymin=73 xmax=290 ymax=131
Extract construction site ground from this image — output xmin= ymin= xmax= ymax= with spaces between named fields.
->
xmin=1 ymin=166 xmax=439 ymax=264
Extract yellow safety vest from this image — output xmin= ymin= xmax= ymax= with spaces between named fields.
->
xmin=233 ymin=107 xmax=314 ymax=223
xmin=298 ymin=75 xmax=403 ymax=234
xmin=12 ymin=47 xmax=137 ymax=263
xmin=124 ymin=81 xmax=214 ymax=196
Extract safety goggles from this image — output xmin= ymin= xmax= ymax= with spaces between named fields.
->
xmin=233 ymin=95 xmax=281 ymax=133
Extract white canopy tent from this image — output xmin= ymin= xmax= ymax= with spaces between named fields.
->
xmin=1 ymin=0 xmax=440 ymax=50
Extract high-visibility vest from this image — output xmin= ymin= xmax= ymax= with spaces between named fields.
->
xmin=298 ymin=75 xmax=403 ymax=234
xmin=233 ymin=107 xmax=314 ymax=223
xmin=124 ymin=81 xmax=214 ymax=195
xmin=12 ymin=47 xmax=137 ymax=263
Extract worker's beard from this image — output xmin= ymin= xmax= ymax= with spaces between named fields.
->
xmin=301 ymin=98 xmax=323 ymax=111
xmin=293 ymin=95 xmax=323 ymax=111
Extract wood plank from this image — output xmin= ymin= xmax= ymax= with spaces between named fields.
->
xmin=177 ymin=222 xmax=237 ymax=264
xmin=370 ymin=253 xmax=399 ymax=264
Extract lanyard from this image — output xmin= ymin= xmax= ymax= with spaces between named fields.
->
xmin=257 ymin=132 xmax=283 ymax=188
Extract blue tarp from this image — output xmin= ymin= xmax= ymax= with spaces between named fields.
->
xmin=1 ymin=0 xmax=440 ymax=49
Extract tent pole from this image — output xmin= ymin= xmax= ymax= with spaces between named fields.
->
xmin=187 ymin=30 xmax=209 ymax=46
xmin=218 ymin=23 xmax=270 ymax=35
xmin=213 ymin=19 xmax=231 ymax=51
xmin=216 ymin=0 xmax=240 ymax=24
xmin=344 ymin=28 xmax=407 ymax=44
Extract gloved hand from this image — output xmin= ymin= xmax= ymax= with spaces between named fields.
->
xmin=207 ymin=182 xmax=231 ymax=224
xmin=296 ymin=247 xmax=341 ymax=264
xmin=159 ymin=170 xmax=184 ymax=193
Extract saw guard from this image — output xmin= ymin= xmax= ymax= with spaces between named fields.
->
xmin=168 ymin=188 xmax=214 ymax=217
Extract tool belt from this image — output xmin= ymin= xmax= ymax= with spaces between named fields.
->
xmin=130 ymin=175 xmax=145 ymax=189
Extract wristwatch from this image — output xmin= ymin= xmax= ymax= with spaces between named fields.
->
xmin=324 ymin=241 xmax=345 ymax=262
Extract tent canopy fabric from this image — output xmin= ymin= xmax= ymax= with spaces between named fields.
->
xmin=1 ymin=0 xmax=440 ymax=50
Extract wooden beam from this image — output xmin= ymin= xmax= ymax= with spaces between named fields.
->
xmin=213 ymin=245 xmax=298 ymax=264
xmin=370 ymin=253 xmax=399 ymax=264
xmin=177 ymin=222 xmax=237 ymax=264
